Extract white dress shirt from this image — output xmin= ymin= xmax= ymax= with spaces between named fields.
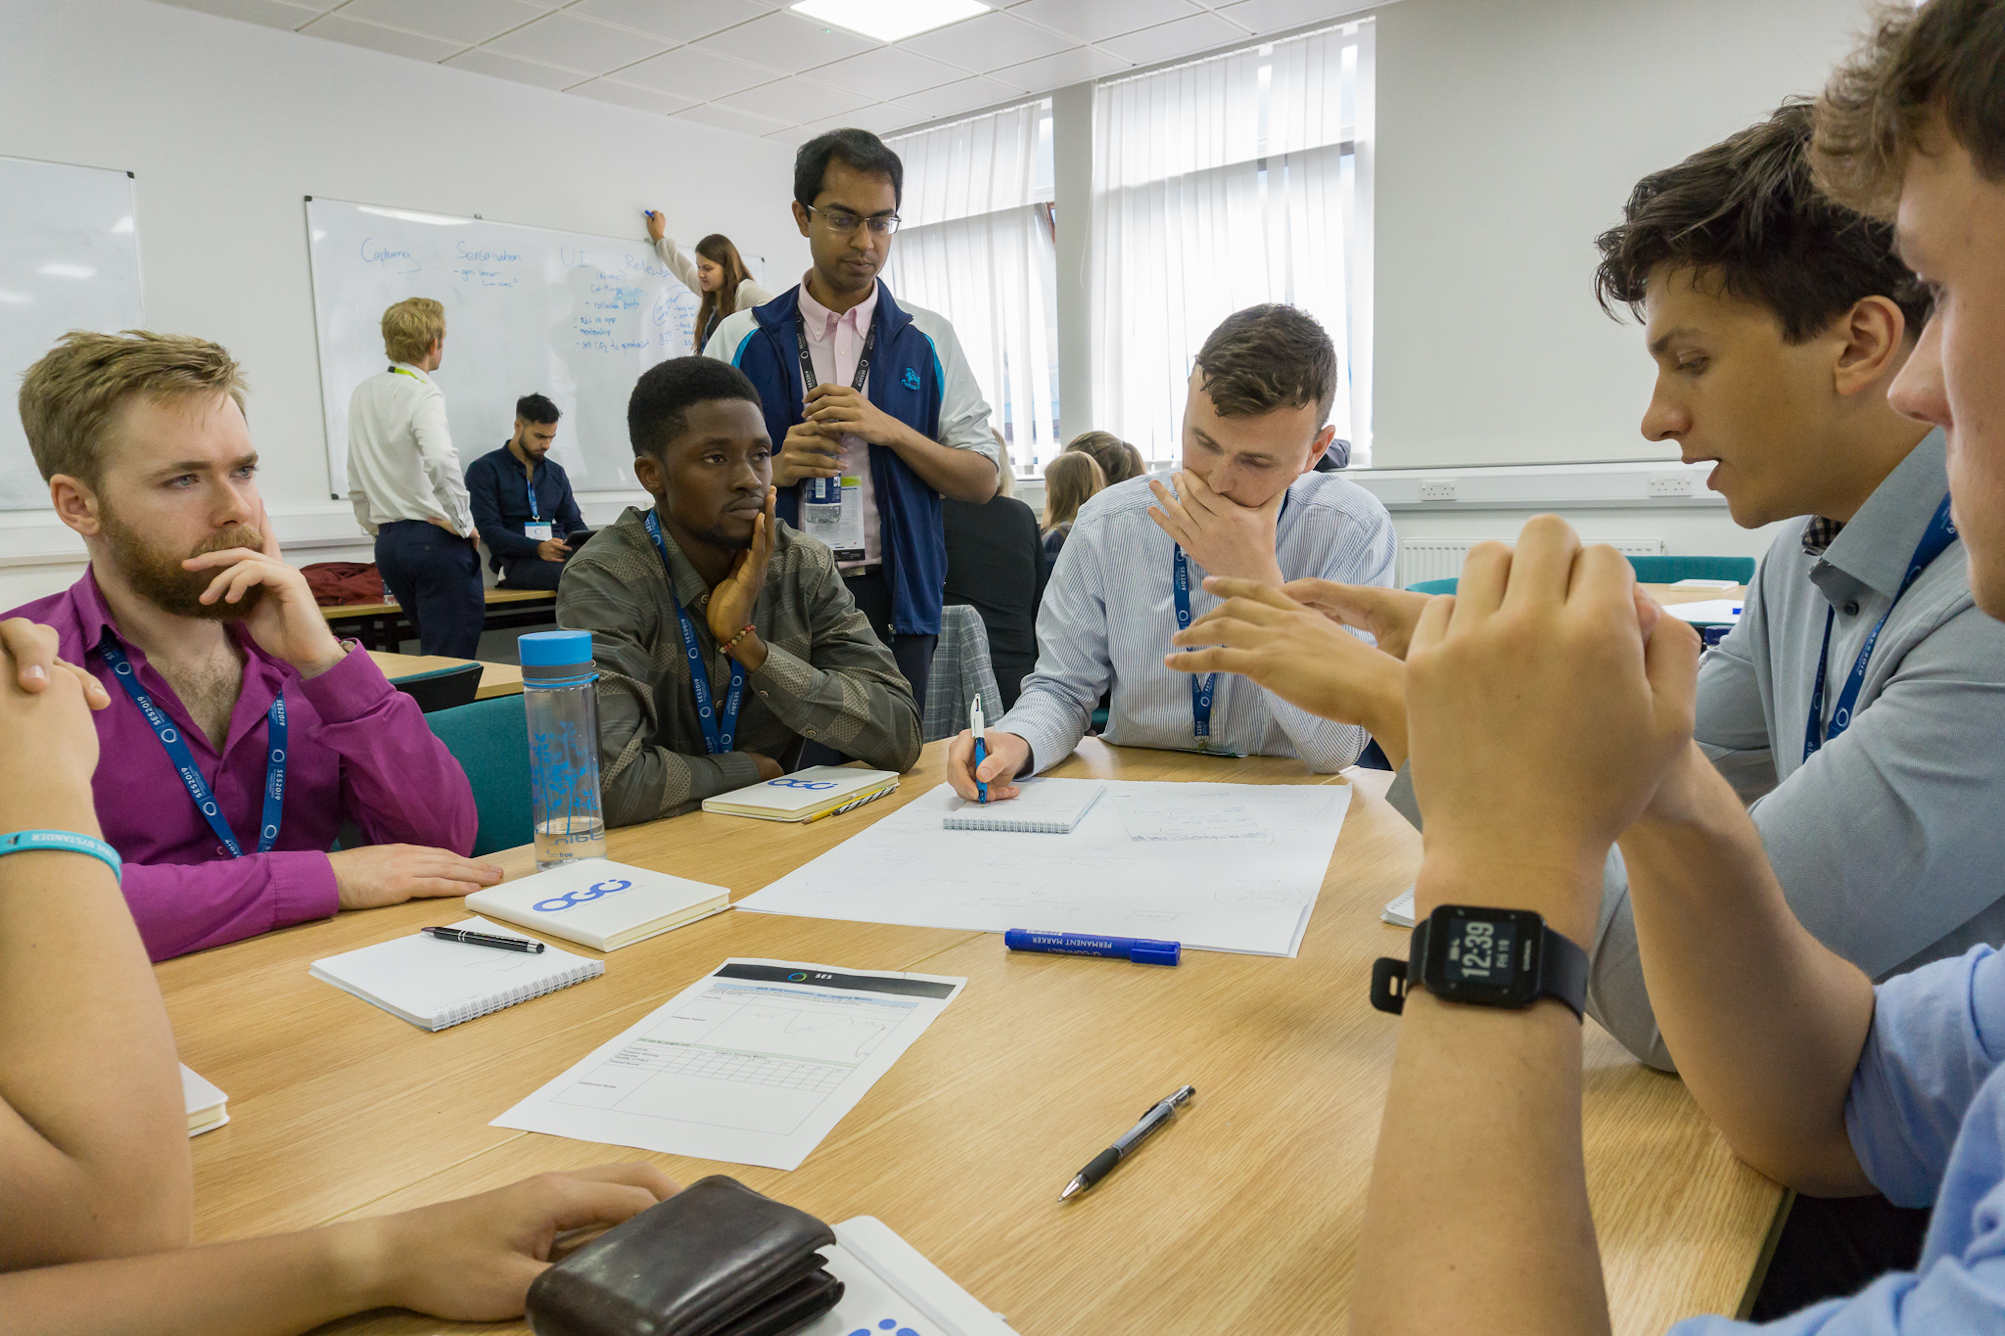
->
xmin=345 ymin=362 xmax=473 ymax=536
xmin=796 ymin=277 xmax=882 ymax=568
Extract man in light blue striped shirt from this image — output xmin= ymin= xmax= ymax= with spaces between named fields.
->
xmin=946 ymin=305 xmax=1397 ymax=800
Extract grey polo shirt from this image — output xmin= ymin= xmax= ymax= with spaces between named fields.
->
xmin=1391 ymin=430 xmax=2005 ymax=1070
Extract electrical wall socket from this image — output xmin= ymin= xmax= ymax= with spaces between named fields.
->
xmin=1647 ymin=474 xmax=1696 ymax=498
xmin=1418 ymin=480 xmax=1458 ymax=502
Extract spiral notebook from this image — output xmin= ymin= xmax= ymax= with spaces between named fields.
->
xmin=943 ymin=779 xmax=1106 ymax=834
xmin=309 ymin=917 xmax=604 ymax=1032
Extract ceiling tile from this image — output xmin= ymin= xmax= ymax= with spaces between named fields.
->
xmin=569 ymin=77 xmax=698 ymax=116
xmin=570 ymin=0 xmax=774 ymax=45
xmin=786 ymin=103 xmax=911 ymax=136
xmin=156 ymin=0 xmax=322 ymax=28
xmin=335 ymin=0 xmax=546 ymax=45
xmin=483 ymin=11 xmax=658 ymax=74
xmin=672 ymin=102 xmax=796 ymax=138
xmin=445 ymin=46 xmax=582 ymax=89
xmin=1098 ymin=11 xmax=1246 ymax=65
xmin=899 ymin=11 xmax=1071 ymax=72
xmin=716 ymin=73 xmax=876 ymax=120
xmin=1214 ymin=0 xmax=1375 ymax=34
xmin=692 ymin=10 xmax=877 ymax=74
xmin=988 ymin=44 xmax=1131 ymax=92
xmin=811 ymin=44 xmax=964 ymax=100
xmin=619 ymin=45 xmax=783 ymax=100
xmin=1005 ymin=0 xmax=1198 ymax=44
xmin=300 ymin=14 xmax=467 ymax=61
xmin=877 ymin=75 xmax=1019 ymax=128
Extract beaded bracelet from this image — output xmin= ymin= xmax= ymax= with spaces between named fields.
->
xmin=719 ymin=623 xmax=759 ymax=654
xmin=0 ymin=829 xmax=123 ymax=880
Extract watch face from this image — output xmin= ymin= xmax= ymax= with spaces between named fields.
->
xmin=1422 ymin=906 xmax=1543 ymax=1007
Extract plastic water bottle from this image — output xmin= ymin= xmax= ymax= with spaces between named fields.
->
xmin=519 ymin=630 xmax=607 ymax=868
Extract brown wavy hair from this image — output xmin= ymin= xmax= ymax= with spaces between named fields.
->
xmin=1041 ymin=451 xmax=1105 ymax=536
xmin=694 ymin=234 xmax=752 ymax=351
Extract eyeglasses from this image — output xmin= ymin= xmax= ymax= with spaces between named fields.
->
xmin=806 ymin=204 xmax=901 ymax=237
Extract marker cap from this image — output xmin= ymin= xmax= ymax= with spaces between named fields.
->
xmin=1129 ymin=939 xmax=1182 ymax=966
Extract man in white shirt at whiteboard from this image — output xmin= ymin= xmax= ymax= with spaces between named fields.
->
xmin=345 ymin=297 xmax=484 ymax=658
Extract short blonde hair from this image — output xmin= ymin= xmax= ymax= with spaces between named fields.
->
xmin=18 ymin=329 xmax=246 ymax=485
xmin=381 ymin=297 xmax=446 ymax=365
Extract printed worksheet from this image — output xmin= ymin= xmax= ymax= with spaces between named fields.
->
xmin=493 ymin=959 xmax=964 ymax=1170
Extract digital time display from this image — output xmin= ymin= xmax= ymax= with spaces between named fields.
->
xmin=1442 ymin=916 xmax=1518 ymax=984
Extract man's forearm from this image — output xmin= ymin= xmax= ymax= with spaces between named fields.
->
xmin=1616 ymin=743 xmax=1876 ymax=1194
xmin=1351 ymin=858 xmax=1610 ymax=1336
xmin=885 ymin=424 xmax=996 ymax=502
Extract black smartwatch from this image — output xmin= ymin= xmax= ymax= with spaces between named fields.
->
xmin=1370 ymin=904 xmax=1588 ymax=1022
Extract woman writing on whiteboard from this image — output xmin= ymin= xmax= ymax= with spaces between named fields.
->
xmin=643 ymin=211 xmax=774 ymax=354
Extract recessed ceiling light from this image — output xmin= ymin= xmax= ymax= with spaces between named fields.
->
xmin=789 ymin=0 xmax=990 ymax=44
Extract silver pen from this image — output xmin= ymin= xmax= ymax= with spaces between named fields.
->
xmin=1060 ymin=1084 xmax=1196 ymax=1201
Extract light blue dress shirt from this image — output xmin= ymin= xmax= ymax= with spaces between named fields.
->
xmin=1673 ymin=945 xmax=2005 ymax=1333
xmin=996 ymin=470 xmax=1398 ymax=774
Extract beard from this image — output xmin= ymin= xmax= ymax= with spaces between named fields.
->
xmin=100 ymin=511 xmax=267 ymax=621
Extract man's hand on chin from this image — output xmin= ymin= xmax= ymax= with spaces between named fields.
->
xmin=1147 ymin=470 xmax=1286 ymax=585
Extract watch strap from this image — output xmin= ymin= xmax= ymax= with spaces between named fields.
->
xmin=1372 ymin=908 xmax=1588 ymax=1022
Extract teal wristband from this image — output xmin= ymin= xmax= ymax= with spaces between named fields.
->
xmin=0 ymin=830 xmax=122 ymax=881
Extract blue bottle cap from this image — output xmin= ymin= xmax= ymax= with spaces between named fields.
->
xmin=1129 ymin=939 xmax=1182 ymax=966
xmin=518 ymin=629 xmax=593 ymax=668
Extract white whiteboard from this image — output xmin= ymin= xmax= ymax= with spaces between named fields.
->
xmin=0 ymin=156 xmax=145 ymax=511
xmin=306 ymin=198 xmax=703 ymax=499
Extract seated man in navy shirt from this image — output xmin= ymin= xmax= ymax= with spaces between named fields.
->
xmin=465 ymin=393 xmax=586 ymax=590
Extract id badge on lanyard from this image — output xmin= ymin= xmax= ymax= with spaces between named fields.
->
xmin=795 ymin=323 xmax=875 ymax=562
xmin=525 ymin=471 xmax=553 ymax=542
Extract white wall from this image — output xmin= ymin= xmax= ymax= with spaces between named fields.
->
xmin=0 ymin=0 xmax=801 ymax=607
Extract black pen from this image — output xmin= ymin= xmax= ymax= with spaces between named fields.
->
xmin=1060 ymin=1084 xmax=1195 ymax=1201
xmin=422 ymin=925 xmax=545 ymax=954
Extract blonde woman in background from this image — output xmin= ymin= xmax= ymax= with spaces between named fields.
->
xmin=1040 ymin=451 xmax=1105 ymax=564
xmin=642 ymin=211 xmax=775 ymax=353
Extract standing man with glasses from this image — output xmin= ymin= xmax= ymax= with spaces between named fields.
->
xmin=704 ymin=128 xmax=998 ymax=717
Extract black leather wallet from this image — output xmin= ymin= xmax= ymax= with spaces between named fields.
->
xmin=526 ymin=1175 xmax=844 ymax=1336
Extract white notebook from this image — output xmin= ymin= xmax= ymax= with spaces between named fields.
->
xmin=1383 ymin=886 xmax=1416 ymax=927
xmin=466 ymin=858 xmax=729 ymax=951
xmin=943 ymin=779 xmax=1106 ymax=834
xmin=800 ymin=1216 xmax=1018 ymax=1335
xmin=182 ymin=1063 xmax=228 ymax=1138
xmin=702 ymin=766 xmax=900 ymax=821
xmin=309 ymin=917 xmax=603 ymax=1031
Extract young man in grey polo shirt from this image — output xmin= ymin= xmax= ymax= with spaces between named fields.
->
xmin=1169 ymin=100 xmax=2005 ymax=1074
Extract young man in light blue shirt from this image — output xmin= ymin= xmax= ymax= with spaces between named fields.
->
xmin=1346 ymin=3 xmax=2005 ymax=1332
xmin=944 ymin=304 xmax=1397 ymax=800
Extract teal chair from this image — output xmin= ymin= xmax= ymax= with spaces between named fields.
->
xmin=426 ymin=694 xmax=532 ymax=857
xmin=1627 ymin=554 xmax=1755 ymax=584
xmin=1405 ymin=577 xmax=1458 ymax=595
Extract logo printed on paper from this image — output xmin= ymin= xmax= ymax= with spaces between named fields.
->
xmin=764 ymin=777 xmax=837 ymax=790
xmin=533 ymin=877 xmax=633 ymax=914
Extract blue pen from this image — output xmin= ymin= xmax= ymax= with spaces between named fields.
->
xmin=1006 ymin=929 xmax=1182 ymax=966
xmin=971 ymin=697 xmax=988 ymax=803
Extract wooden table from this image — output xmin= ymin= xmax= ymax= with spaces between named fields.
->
xmin=320 ymin=588 xmax=555 ymax=652
xmin=365 ymin=651 xmax=523 ymax=700
xmin=1644 ymin=582 xmax=1747 ymax=608
xmin=158 ymin=741 xmax=1784 ymax=1334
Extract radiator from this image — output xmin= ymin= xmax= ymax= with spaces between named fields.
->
xmin=1397 ymin=537 xmax=1666 ymax=586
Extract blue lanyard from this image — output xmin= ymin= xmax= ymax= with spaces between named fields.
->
xmin=526 ymin=468 xmax=541 ymax=522
xmin=1804 ymin=494 xmax=1957 ymax=761
xmin=95 ymin=639 xmax=286 ymax=856
xmin=645 ymin=511 xmax=745 ymax=755
xmin=1171 ymin=546 xmax=1217 ymax=746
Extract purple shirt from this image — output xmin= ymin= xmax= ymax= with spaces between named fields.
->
xmin=7 ymin=571 xmax=478 ymax=960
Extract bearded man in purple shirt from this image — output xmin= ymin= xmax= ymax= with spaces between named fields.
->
xmin=3 ymin=330 xmax=499 ymax=960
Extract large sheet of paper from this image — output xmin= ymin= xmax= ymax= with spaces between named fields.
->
xmin=493 ymin=959 xmax=963 ymax=1170
xmin=736 ymin=780 xmax=1352 ymax=957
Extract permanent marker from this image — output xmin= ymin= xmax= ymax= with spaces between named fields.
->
xmin=1006 ymin=930 xmax=1182 ymax=966
xmin=422 ymin=925 xmax=545 ymax=954
xmin=1061 ymin=1085 xmax=1196 ymax=1201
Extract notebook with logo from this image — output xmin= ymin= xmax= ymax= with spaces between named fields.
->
xmin=465 ymin=858 xmax=730 ymax=951
xmin=702 ymin=766 xmax=900 ymax=822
